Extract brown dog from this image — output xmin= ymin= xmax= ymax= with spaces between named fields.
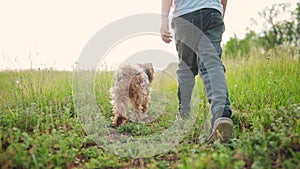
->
xmin=110 ymin=63 xmax=154 ymax=126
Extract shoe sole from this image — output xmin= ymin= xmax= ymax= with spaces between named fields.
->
xmin=207 ymin=117 xmax=233 ymax=143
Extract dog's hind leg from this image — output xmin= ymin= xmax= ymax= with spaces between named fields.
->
xmin=112 ymin=100 xmax=128 ymax=126
xmin=128 ymin=74 xmax=151 ymax=121
xmin=141 ymin=90 xmax=150 ymax=113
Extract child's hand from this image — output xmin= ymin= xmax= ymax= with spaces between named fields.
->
xmin=160 ymin=23 xmax=173 ymax=43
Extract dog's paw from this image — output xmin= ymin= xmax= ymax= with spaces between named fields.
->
xmin=112 ymin=114 xmax=128 ymax=127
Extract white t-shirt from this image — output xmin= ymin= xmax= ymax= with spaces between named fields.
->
xmin=172 ymin=0 xmax=223 ymax=18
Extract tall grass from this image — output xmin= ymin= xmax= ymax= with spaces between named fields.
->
xmin=0 ymin=48 xmax=299 ymax=168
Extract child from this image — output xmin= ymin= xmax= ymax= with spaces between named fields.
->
xmin=160 ymin=0 xmax=233 ymax=143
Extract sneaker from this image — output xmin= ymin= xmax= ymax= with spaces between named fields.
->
xmin=207 ymin=117 xmax=233 ymax=143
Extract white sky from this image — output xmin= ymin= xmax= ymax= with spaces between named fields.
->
xmin=0 ymin=0 xmax=297 ymax=71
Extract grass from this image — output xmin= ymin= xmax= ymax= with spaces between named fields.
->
xmin=0 ymin=49 xmax=299 ymax=168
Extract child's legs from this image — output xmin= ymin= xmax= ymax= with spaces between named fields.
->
xmin=176 ymin=42 xmax=198 ymax=118
xmin=197 ymin=9 xmax=232 ymax=123
xmin=172 ymin=16 xmax=199 ymax=118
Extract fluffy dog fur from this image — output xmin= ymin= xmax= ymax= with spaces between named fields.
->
xmin=110 ymin=63 xmax=154 ymax=126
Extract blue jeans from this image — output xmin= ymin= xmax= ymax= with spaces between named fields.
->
xmin=171 ymin=8 xmax=232 ymax=122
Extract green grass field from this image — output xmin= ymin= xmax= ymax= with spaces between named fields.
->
xmin=0 ymin=49 xmax=299 ymax=168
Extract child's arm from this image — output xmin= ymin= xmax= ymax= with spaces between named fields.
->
xmin=221 ymin=0 xmax=227 ymax=33
xmin=160 ymin=0 xmax=173 ymax=43
xmin=221 ymin=0 xmax=227 ymax=18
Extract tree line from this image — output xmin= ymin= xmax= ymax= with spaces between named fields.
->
xmin=224 ymin=2 xmax=300 ymax=58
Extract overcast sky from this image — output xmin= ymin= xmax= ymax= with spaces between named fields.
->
xmin=0 ymin=0 xmax=297 ymax=71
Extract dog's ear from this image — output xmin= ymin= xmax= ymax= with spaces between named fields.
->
xmin=144 ymin=63 xmax=154 ymax=83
